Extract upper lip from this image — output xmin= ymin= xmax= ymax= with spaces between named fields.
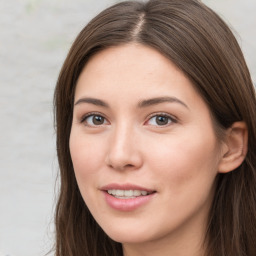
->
xmin=100 ymin=183 xmax=156 ymax=192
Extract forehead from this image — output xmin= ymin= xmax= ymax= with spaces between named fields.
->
xmin=75 ymin=44 xmax=199 ymax=102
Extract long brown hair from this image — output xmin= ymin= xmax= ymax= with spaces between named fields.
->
xmin=54 ymin=0 xmax=256 ymax=255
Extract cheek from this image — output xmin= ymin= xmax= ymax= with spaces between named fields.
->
xmin=69 ymin=132 xmax=105 ymax=183
xmin=146 ymin=130 xmax=220 ymax=191
xmin=144 ymin=132 xmax=220 ymax=227
xmin=69 ymin=133 xmax=105 ymax=214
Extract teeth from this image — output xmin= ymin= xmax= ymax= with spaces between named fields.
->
xmin=107 ymin=189 xmax=150 ymax=198
xmin=124 ymin=190 xmax=132 ymax=197
xmin=141 ymin=191 xmax=147 ymax=196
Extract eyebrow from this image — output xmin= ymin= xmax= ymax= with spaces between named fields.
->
xmin=74 ymin=96 xmax=188 ymax=109
xmin=138 ymin=96 xmax=189 ymax=109
xmin=74 ymin=97 xmax=109 ymax=108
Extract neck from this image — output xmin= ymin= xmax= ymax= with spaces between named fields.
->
xmin=123 ymin=232 xmax=206 ymax=256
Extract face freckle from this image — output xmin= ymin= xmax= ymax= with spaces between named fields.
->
xmin=69 ymin=43 xmax=223 ymax=252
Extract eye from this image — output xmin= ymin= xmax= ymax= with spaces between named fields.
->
xmin=146 ymin=114 xmax=176 ymax=126
xmin=81 ymin=114 xmax=109 ymax=126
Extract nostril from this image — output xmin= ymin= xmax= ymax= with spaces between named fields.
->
xmin=105 ymin=147 xmax=143 ymax=171
xmin=125 ymin=164 xmax=134 ymax=168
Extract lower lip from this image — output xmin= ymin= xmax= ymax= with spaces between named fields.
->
xmin=103 ymin=191 xmax=155 ymax=211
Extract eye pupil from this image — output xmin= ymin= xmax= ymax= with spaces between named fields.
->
xmin=93 ymin=115 xmax=104 ymax=125
xmin=156 ymin=116 xmax=168 ymax=125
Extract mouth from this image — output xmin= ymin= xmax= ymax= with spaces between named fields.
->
xmin=107 ymin=189 xmax=155 ymax=199
xmin=101 ymin=184 xmax=156 ymax=211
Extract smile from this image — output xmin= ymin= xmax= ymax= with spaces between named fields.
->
xmin=101 ymin=184 xmax=156 ymax=211
xmin=107 ymin=189 xmax=152 ymax=199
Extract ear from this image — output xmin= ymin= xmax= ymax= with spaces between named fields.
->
xmin=218 ymin=122 xmax=248 ymax=173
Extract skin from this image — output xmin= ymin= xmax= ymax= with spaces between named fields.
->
xmin=69 ymin=43 xmax=227 ymax=256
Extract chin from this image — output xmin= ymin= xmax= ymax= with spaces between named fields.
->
xmin=108 ymin=233 xmax=148 ymax=244
xmin=102 ymin=225 xmax=158 ymax=244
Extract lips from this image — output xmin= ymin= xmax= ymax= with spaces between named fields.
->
xmin=100 ymin=183 xmax=156 ymax=211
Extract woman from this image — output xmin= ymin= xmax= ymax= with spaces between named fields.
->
xmin=54 ymin=0 xmax=256 ymax=255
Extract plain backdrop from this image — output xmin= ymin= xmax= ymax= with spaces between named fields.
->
xmin=0 ymin=0 xmax=255 ymax=255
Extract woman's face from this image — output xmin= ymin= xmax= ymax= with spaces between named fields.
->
xmin=70 ymin=44 xmax=224 ymax=248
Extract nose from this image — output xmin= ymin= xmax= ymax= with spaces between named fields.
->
xmin=105 ymin=124 xmax=143 ymax=171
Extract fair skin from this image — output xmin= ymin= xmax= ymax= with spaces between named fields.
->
xmin=69 ymin=44 xmax=247 ymax=256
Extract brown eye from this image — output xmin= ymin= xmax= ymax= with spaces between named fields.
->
xmin=147 ymin=114 xmax=176 ymax=126
xmin=156 ymin=116 xmax=169 ymax=125
xmin=92 ymin=115 xmax=105 ymax=125
xmin=83 ymin=114 xmax=108 ymax=126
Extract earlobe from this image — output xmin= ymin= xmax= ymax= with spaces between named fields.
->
xmin=218 ymin=122 xmax=248 ymax=173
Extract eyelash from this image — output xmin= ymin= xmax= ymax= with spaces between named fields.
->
xmin=80 ymin=112 xmax=177 ymax=127
xmin=145 ymin=113 xmax=177 ymax=127
xmin=80 ymin=112 xmax=108 ymax=127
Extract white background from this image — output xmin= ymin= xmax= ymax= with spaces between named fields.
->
xmin=0 ymin=0 xmax=255 ymax=255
